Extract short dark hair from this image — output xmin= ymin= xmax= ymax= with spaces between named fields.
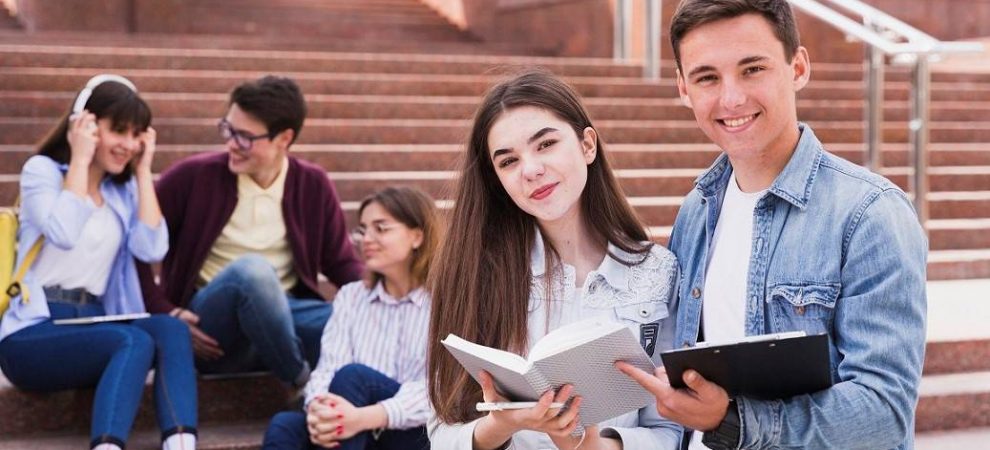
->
xmin=229 ymin=75 xmax=306 ymax=145
xmin=36 ymin=80 xmax=151 ymax=184
xmin=670 ymin=0 xmax=801 ymax=70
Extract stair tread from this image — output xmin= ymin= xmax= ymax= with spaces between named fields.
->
xmin=0 ymin=420 xmax=265 ymax=450
xmin=920 ymin=371 xmax=990 ymax=396
xmin=916 ymin=427 xmax=990 ymax=450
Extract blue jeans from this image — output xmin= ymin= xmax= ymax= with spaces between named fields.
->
xmin=0 ymin=302 xmax=198 ymax=448
xmin=190 ymin=254 xmax=332 ymax=385
xmin=262 ymin=364 xmax=429 ymax=450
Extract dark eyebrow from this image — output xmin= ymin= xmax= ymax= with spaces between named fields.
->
xmin=492 ymin=148 xmax=511 ymax=159
xmin=491 ymin=127 xmax=559 ymax=160
xmin=686 ymin=56 xmax=769 ymax=79
xmin=686 ymin=65 xmax=716 ymax=79
xmin=739 ymin=55 xmax=769 ymax=66
xmin=527 ymin=127 xmax=558 ymax=144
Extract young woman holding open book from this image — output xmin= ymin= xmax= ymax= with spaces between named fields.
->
xmin=0 ymin=74 xmax=197 ymax=450
xmin=427 ymin=70 xmax=682 ymax=450
xmin=263 ymin=186 xmax=439 ymax=450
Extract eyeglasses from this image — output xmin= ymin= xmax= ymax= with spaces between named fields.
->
xmin=218 ymin=119 xmax=272 ymax=151
xmin=351 ymin=222 xmax=402 ymax=243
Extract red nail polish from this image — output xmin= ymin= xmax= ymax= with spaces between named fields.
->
xmin=337 ymin=414 xmax=343 ymax=419
xmin=330 ymin=403 xmax=336 ymax=407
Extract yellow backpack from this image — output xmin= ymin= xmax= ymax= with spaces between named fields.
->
xmin=0 ymin=202 xmax=44 ymax=316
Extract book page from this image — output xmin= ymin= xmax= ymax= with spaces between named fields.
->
xmin=528 ymin=318 xmax=626 ymax=362
xmin=532 ymin=324 xmax=656 ymax=425
xmin=441 ymin=335 xmax=548 ymax=401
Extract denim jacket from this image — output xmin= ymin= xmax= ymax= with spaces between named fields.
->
xmin=0 ymin=155 xmax=169 ymax=342
xmin=668 ymin=124 xmax=927 ymax=450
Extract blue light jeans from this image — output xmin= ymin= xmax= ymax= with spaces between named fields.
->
xmin=263 ymin=363 xmax=429 ymax=450
xmin=0 ymin=302 xmax=198 ymax=448
xmin=190 ymin=254 xmax=332 ymax=385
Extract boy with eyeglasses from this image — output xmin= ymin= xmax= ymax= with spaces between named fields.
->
xmin=138 ymin=75 xmax=363 ymax=392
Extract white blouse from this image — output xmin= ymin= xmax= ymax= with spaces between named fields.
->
xmin=33 ymin=202 xmax=122 ymax=296
xmin=429 ymin=231 xmax=681 ymax=450
xmin=304 ymin=280 xmax=432 ymax=430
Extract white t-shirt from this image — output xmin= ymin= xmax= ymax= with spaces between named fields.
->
xmin=34 ymin=202 xmax=122 ymax=296
xmin=690 ymin=171 xmax=766 ymax=450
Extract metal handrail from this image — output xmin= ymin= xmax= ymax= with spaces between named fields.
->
xmin=615 ymin=0 xmax=984 ymax=227
xmin=614 ymin=0 xmax=662 ymax=80
xmin=789 ymin=0 xmax=982 ymax=54
xmin=787 ymin=0 xmax=984 ymax=229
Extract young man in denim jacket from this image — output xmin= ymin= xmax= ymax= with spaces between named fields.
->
xmin=619 ymin=1 xmax=928 ymax=449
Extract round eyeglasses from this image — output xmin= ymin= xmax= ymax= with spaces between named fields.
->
xmin=350 ymin=222 xmax=402 ymax=243
xmin=218 ymin=118 xmax=272 ymax=151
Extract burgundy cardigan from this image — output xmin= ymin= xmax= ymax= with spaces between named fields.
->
xmin=138 ymin=152 xmax=364 ymax=313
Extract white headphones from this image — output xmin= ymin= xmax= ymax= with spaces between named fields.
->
xmin=71 ymin=74 xmax=138 ymax=115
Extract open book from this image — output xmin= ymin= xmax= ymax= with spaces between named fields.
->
xmin=441 ymin=318 xmax=656 ymax=425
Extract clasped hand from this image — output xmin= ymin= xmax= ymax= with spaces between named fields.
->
xmin=306 ymin=393 xmax=367 ymax=448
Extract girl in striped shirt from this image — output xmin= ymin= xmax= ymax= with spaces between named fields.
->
xmin=263 ymin=186 xmax=439 ymax=450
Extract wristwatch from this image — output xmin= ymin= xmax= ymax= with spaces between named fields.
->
xmin=702 ymin=399 xmax=740 ymax=450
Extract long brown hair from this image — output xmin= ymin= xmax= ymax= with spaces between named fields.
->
xmin=36 ymin=80 xmax=151 ymax=184
xmin=428 ymin=70 xmax=651 ymax=423
xmin=357 ymin=186 xmax=440 ymax=289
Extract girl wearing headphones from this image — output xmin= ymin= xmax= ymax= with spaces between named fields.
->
xmin=0 ymin=75 xmax=198 ymax=450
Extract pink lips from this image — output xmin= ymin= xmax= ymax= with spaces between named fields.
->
xmin=530 ymin=182 xmax=558 ymax=200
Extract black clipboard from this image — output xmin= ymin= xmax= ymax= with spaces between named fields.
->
xmin=660 ymin=332 xmax=833 ymax=399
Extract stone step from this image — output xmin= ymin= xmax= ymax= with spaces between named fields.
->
xmin=918 ymin=279 xmax=990 ymax=428
xmin=4 ymin=117 xmax=990 ymax=145
xmin=0 ymin=163 xmax=986 ymax=202
xmin=181 ymin=19 xmax=468 ymax=42
xmin=183 ymin=1 xmax=446 ymax=18
xmin=925 ymin=279 xmax=990 ymax=374
xmin=6 ymin=143 xmax=989 ymax=173
xmin=181 ymin=7 xmax=449 ymax=24
xmin=2 ymin=44 xmax=989 ymax=83
xmin=6 ymin=91 xmax=990 ymax=123
xmin=0 ymin=372 xmax=285 ymax=437
xmin=0 ymin=45 xmax=644 ymax=78
xmin=928 ymin=249 xmax=990 ymax=280
xmin=2 ymin=67 xmax=990 ymax=101
xmin=0 ymin=8 xmax=18 ymax=31
xmin=0 ymin=30 xmax=539 ymax=56
xmin=1 ymin=387 xmax=988 ymax=448
xmin=0 ymin=420 xmax=265 ymax=449
xmin=916 ymin=426 xmax=990 ymax=450
xmin=0 ymin=165 xmax=986 ymax=203
xmin=916 ymin=371 xmax=990 ymax=432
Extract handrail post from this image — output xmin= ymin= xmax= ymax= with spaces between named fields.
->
xmin=614 ymin=0 xmax=631 ymax=62
xmin=864 ymin=19 xmax=884 ymax=171
xmin=643 ymin=0 xmax=662 ymax=80
xmin=909 ymin=55 xmax=931 ymax=231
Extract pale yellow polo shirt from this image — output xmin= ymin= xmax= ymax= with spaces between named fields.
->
xmin=198 ymin=157 xmax=298 ymax=292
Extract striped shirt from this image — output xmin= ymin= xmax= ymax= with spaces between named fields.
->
xmin=304 ymin=280 xmax=432 ymax=429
